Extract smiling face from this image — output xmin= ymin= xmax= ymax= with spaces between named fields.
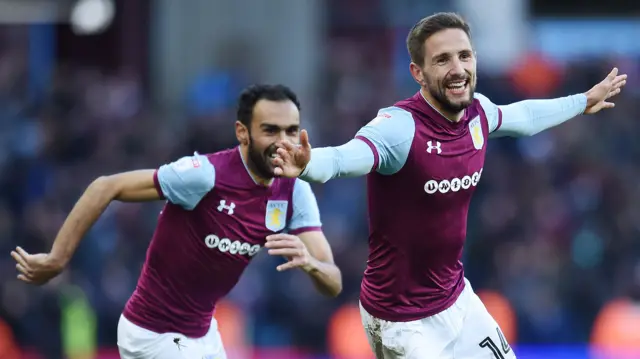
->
xmin=418 ymin=28 xmax=477 ymax=114
xmin=407 ymin=13 xmax=476 ymax=119
xmin=236 ymin=99 xmax=300 ymax=179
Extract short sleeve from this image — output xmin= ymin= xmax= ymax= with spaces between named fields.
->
xmin=156 ymin=152 xmax=215 ymax=210
xmin=475 ymin=93 xmax=502 ymax=134
xmin=287 ymin=179 xmax=322 ymax=235
xmin=354 ymin=107 xmax=415 ymax=175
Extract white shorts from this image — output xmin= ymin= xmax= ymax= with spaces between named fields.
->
xmin=117 ymin=314 xmax=227 ymax=359
xmin=360 ymin=279 xmax=516 ymax=359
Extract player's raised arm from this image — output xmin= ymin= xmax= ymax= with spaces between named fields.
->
xmin=11 ymin=153 xmax=215 ymax=285
xmin=483 ymin=67 xmax=627 ymax=138
xmin=273 ymin=107 xmax=415 ymax=183
xmin=265 ymin=180 xmax=342 ymax=297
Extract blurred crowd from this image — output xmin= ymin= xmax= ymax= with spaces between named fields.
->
xmin=0 ymin=6 xmax=639 ymax=359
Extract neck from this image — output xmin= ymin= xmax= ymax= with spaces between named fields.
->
xmin=419 ymin=87 xmax=464 ymax=123
xmin=239 ymin=145 xmax=273 ymax=186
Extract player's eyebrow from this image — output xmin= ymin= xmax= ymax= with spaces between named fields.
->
xmin=431 ymin=49 xmax=472 ymax=62
xmin=260 ymin=123 xmax=299 ymax=131
xmin=260 ymin=123 xmax=280 ymax=130
xmin=431 ymin=52 xmax=450 ymax=62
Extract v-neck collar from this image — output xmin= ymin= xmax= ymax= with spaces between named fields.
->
xmin=416 ymin=90 xmax=469 ymax=131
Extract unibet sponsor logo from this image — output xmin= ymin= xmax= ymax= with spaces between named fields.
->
xmin=423 ymin=169 xmax=483 ymax=194
xmin=204 ymin=234 xmax=261 ymax=257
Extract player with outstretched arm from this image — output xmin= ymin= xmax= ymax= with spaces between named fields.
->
xmin=272 ymin=13 xmax=626 ymax=359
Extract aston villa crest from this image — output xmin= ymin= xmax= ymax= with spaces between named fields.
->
xmin=265 ymin=200 xmax=288 ymax=232
xmin=468 ymin=116 xmax=484 ymax=150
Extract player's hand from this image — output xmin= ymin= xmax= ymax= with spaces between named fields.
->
xmin=265 ymin=233 xmax=315 ymax=272
xmin=584 ymin=67 xmax=627 ymax=114
xmin=272 ymin=129 xmax=312 ymax=178
xmin=11 ymin=247 xmax=64 ymax=285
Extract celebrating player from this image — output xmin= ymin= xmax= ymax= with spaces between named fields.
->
xmin=11 ymin=84 xmax=342 ymax=359
xmin=272 ymin=12 xmax=626 ymax=359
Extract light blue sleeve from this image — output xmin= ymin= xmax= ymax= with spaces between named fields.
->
xmin=474 ymin=93 xmax=502 ymax=134
xmin=157 ymin=152 xmax=215 ymax=210
xmin=299 ymin=107 xmax=415 ymax=183
xmin=355 ymin=106 xmax=415 ymax=175
xmin=287 ymin=179 xmax=322 ymax=234
xmin=476 ymin=92 xmax=588 ymax=138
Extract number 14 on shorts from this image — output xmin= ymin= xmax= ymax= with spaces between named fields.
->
xmin=479 ymin=327 xmax=511 ymax=359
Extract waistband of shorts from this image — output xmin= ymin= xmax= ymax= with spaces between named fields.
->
xmin=359 ymin=278 xmax=466 ymax=322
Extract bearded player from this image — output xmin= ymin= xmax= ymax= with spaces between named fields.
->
xmin=11 ymin=84 xmax=342 ymax=359
xmin=272 ymin=13 xmax=626 ymax=359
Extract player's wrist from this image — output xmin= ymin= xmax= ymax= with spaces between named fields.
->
xmin=45 ymin=252 xmax=67 ymax=272
xmin=301 ymin=256 xmax=319 ymax=273
xmin=299 ymin=156 xmax=314 ymax=179
xmin=584 ymin=90 xmax=598 ymax=108
xmin=299 ymin=164 xmax=309 ymax=177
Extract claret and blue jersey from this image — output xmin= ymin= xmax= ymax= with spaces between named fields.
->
xmin=355 ymin=92 xmax=496 ymax=321
xmin=298 ymin=89 xmax=586 ymax=322
xmin=123 ymin=147 xmax=322 ymax=337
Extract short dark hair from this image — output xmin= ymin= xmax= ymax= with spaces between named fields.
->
xmin=237 ymin=84 xmax=301 ymax=127
xmin=406 ymin=12 xmax=472 ymax=67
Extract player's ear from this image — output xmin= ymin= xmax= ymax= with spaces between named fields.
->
xmin=409 ymin=62 xmax=425 ymax=86
xmin=235 ymin=121 xmax=249 ymax=145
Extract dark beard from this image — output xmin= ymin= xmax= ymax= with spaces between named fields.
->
xmin=427 ymin=76 xmax=475 ymax=114
xmin=247 ymin=138 xmax=275 ymax=179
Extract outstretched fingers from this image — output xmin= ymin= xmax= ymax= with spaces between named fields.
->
xmin=612 ymin=76 xmax=627 ymax=89
xmin=606 ymin=87 xmax=621 ymax=99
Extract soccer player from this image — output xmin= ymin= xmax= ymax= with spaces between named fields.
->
xmin=271 ymin=13 xmax=626 ymax=359
xmin=11 ymin=84 xmax=342 ymax=359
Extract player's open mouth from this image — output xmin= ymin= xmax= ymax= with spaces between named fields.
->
xmin=265 ymin=144 xmax=278 ymax=160
xmin=445 ymin=80 xmax=468 ymax=96
xmin=266 ymin=149 xmax=278 ymax=159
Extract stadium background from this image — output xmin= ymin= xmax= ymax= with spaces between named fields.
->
xmin=0 ymin=0 xmax=638 ymax=358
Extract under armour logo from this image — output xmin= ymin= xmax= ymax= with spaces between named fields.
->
xmin=426 ymin=141 xmax=442 ymax=154
xmin=217 ymin=200 xmax=235 ymax=215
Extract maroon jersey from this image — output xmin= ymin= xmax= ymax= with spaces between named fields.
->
xmin=123 ymin=147 xmax=322 ymax=337
xmin=354 ymin=92 xmax=501 ymax=321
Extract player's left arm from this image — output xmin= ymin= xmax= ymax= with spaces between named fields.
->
xmin=482 ymin=67 xmax=626 ymax=137
xmin=265 ymin=180 xmax=342 ymax=297
xmin=479 ymin=92 xmax=588 ymax=138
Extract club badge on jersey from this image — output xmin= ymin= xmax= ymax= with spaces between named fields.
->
xmin=265 ymin=200 xmax=288 ymax=232
xmin=468 ymin=116 xmax=484 ymax=150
